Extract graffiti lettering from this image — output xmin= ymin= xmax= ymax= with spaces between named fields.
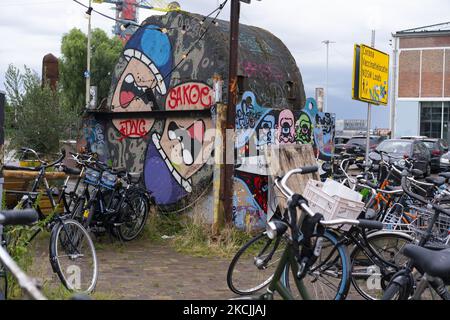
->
xmin=242 ymin=61 xmax=283 ymax=81
xmin=166 ymin=82 xmax=213 ymax=110
xmin=117 ymin=119 xmax=150 ymax=141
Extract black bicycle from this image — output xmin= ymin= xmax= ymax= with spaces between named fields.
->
xmin=3 ymin=148 xmax=98 ymax=294
xmin=69 ymin=155 xmax=150 ymax=241
xmin=382 ymin=167 xmax=450 ymax=300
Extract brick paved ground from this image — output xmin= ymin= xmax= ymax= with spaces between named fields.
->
xmin=30 ymin=236 xmax=241 ymax=300
xmin=28 ymin=234 xmax=365 ymax=300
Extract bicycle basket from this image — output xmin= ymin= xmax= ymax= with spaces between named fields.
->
xmin=84 ymin=168 xmax=101 ymax=186
xmin=100 ymin=171 xmax=118 ymax=190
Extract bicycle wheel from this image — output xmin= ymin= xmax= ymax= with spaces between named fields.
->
xmin=381 ymin=281 xmax=403 ymax=300
xmin=227 ymin=232 xmax=287 ymax=295
xmin=49 ymin=219 xmax=98 ymax=293
xmin=350 ymin=231 xmax=412 ymax=300
xmin=283 ymin=231 xmax=350 ymax=300
xmin=116 ymin=192 xmax=149 ymax=241
xmin=0 ymin=262 xmax=7 ymax=300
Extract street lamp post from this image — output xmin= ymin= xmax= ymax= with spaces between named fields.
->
xmin=365 ymin=30 xmax=376 ymax=167
xmin=85 ymin=0 xmax=92 ymax=108
xmin=322 ymin=40 xmax=335 ymax=113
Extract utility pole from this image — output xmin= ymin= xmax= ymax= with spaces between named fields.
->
xmin=390 ymin=35 xmax=398 ymax=138
xmin=322 ymin=40 xmax=335 ymax=113
xmin=365 ymin=30 xmax=376 ymax=166
xmin=223 ymin=0 xmax=241 ymax=223
xmin=85 ymin=0 xmax=93 ymax=109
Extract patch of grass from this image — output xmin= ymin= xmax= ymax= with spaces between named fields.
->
xmin=42 ymin=283 xmax=120 ymax=300
xmin=139 ymin=206 xmax=254 ymax=258
xmin=172 ymin=216 xmax=253 ymax=258
xmin=140 ymin=208 xmax=186 ymax=243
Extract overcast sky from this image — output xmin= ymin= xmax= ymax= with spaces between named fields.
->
xmin=1 ymin=0 xmax=450 ymax=128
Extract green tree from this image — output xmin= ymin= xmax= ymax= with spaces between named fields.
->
xmin=59 ymin=28 xmax=123 ymax=112
xmin=4 ymin=65 xmax=76 ymax=155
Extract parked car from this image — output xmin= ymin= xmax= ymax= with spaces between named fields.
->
xmin=375 ymin=139 xmax=431 ymax=176
xmin=344 ymin=135 xmax=386 ymax=152
xmin=440 ymin=151 xmax=450 ymax=171
xmin=400 ymin=135 xmax=428 ymax=140
xmin=420 ymin=138 xmax=449 ymax=172
xmin=334 ymin=135 xmax=351 ymax=154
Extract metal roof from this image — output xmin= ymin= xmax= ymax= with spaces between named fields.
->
xmin=397 ymin=21 xmax=450 ymax=35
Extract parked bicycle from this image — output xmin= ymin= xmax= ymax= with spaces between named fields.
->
xmin=382 ymin=167 xmax=450 ymax=300
xmin=3 ymin=147 xmax=98 ymax=293
xmin=229 ymin=165 xmax=385 ymax=300
xmin=68 ymin=152 xmax=151 ymax=241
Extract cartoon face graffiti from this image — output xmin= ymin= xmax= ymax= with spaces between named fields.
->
xmin=314 ymin=113 xmax=335 ymax=160
xmin=111 ymin=26 xmax=173 ymax=137
xmin=256 ymin=113 xmax=275 ymax=147
xmin=144 ymin=118 xmax=214 ymax=205
xmin=277 ymin=109 xmax=295 ymax=144
xmin=112 ymin=53 xmax=164 ymax=111
xmin=295 ymin=112 xmax=313 ymax=144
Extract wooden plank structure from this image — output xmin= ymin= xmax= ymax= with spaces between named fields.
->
xmin=265 ymin=144 xmax=319 ymax=224
xmin=3 ymin=170 xmax=67 ymax=214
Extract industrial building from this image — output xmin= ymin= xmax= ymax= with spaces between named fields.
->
xmin=391 ymin=22 xmax=450 ymax=141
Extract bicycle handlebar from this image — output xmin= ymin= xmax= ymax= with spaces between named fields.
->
xmin=0 ymin=209 xmax=38 ymax=226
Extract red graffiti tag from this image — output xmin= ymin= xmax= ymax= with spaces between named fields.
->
xmin=117 ymin=119 xmax=149 ymax=141
xmin=166 ymin=82 xmax=213 ymax=110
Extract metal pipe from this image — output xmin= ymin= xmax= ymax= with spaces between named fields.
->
xmin=85 ymin=0 xmax=92 ymax=108
xmin=365 ymin=30 xmax=376 ymax=167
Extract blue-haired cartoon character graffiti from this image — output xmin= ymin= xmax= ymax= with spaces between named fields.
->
xmin=111 ymin=26 xmax=174 ymax=138
xmin=111 ymin=26 xmax=173 ymax=112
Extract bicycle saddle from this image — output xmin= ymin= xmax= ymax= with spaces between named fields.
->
xmin=402 ymin=244 xmax=450 ymax=283
xmin=425 ymin=176 xmax=446 ymax=187
xmin=439 ymin=172 xmax=450 ymax=180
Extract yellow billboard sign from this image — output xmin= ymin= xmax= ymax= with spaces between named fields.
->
xmin=352 ymin=44 xmax=389 ymax=105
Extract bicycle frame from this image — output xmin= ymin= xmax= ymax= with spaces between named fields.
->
xmin=264 ymin=239 xmax=311 ymax=300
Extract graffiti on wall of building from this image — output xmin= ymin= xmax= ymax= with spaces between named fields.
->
xmin=233 ymin=91 xmax=335 ymax=231
xmin=82 ymin=116 xmax=108 ymax=162
xmin=98 ymin=19 xmax=217 ymax=210
xmin=84 ymin=12 xmax=314 ymax=222
xmin=165 ymin=81 xmax=214 ymax=110
xmin=144 ymin=117 xmax=214 ymax=205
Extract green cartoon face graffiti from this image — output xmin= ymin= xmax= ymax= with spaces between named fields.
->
xmin=295 ymin=112 xmax=313 ymax=144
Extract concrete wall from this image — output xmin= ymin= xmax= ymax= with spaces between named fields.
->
xmin=394 ymin=100 xmax=420 ymax=138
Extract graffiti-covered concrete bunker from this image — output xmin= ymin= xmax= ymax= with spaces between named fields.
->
xmin=82 ymin=10 xmax=335 ymax=229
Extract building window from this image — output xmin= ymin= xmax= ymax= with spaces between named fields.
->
xmin=420 ymin=102 xmax=450 ymax=141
